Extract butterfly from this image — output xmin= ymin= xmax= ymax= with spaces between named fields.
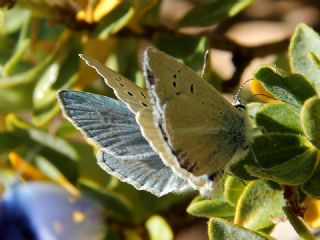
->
xmin=0 ymin=182 xmax=106 ymax=240
xmin=57 ymin=47 xmax=253 ymax=197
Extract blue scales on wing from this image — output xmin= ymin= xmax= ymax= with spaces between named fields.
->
xmin=57 ymin=90 xmax=193 ymax=196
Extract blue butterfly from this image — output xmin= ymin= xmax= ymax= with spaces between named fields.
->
xmin=57 ymin=48 xmax=252 ymax=197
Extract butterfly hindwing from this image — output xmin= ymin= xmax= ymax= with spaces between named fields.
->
xmin=57 ymin=90 xmax=192 ymax=196
xmin=97 ymin=151 xmax=192 ymax=196
xmin=144 ymin=48 xmax=252 ymax=176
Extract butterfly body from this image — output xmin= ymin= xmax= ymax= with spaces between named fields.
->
xmin=57 ymin=47 xmax=253 ymax=197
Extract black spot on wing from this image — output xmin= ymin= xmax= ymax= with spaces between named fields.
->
xmin=141 ymin=92 xmax=147 ymax=99
xmin=190 ymin=84 xmax=194 ymax=94
xmin=173 ymin=81 xmax=176 ymax=87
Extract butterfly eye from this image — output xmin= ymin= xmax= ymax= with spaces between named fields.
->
xmin=235 ymin=104 xmax=246 ymax=111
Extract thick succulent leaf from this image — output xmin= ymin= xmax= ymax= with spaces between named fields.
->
xmin=208 ymin=218 xmax=275 ymax=240
xmin=179 ymin=0 xmax=254 ymax=27
xmin=229 ymin=133 xmax=310 ymax=180
xmin=146 ymin=215 xmax=173 ymax=240
xmin=301 ymin=97 xmax=320 ymax=149
xmin=302 ymin=161 xmax=320 ymax=198
xmin=253 ymin=65 xmax=317 ymax=108
xmin=256 ymin=103 xmax=302 ymax=133
xmin=245 ymin=149 xmax=317 ymax=185
xmin=187 ymin=196 xmax=235 ymax=218
xmin=234 ymin=180 xmax=285 ymax=231
xmin=224 ymin=176 xmax=246 ymax=206
xmin=290 ymin=23 xmax=320 ymax=92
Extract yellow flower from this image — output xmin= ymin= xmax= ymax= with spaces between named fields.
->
xmin=76 ymin=0 xmax=121 ymax=23
xmin=250 ymin=79 xmax=279 ymax=103
xmin=303 ymin=196 xmax=320 ymax=228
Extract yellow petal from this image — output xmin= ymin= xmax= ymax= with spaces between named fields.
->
xmin=250 ymin=79 xmax=279 ymax=103
xmin=93 ymin=0 xmax=121 ymax=22
xmin=9 ymin=152 xmax=47 ymax=180
xmin=303 ymin=196 xmax=320 ymax=228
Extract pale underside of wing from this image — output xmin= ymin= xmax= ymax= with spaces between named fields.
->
xmin=80 ymin=55 xmax=208 ymax=189
xmin=57 ymin=90 xmax=193 ymax=196
xmin=144 ymin=47 xmax=250 ymax=176
xmin=97 ymin=151 xmax=192 ymax=196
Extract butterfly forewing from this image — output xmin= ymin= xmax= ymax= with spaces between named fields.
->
xmin=144 ymin=48 xmax=252 ymax=176
xmin=80 ymin=55 xmax=151 ymax=113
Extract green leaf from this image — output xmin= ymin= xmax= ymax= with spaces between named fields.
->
xmin=302 ymin=161 xmax=320 ymax=198
xmin=153 ymin=34 xmax=209 ymax=74
xmin=256 ymin=103 xmax=302 ymax=133
xmin=245 ymin=149 xmax=317 ymax=185
xmin=290 ymin=24 xmax=320 ymax=92
xmin=253 ymin=65 xmax=317 ymax=108
xmin=0 ymin=85 xmax=33 ymax=113
xmin=179 ymin=0 xmax=254 ymax=27
xmin=0 ymin=131 xmax=24 ymax=154
xmin=80 ymin=180 xmax=133 ymax=221
xmin=187 ymin=196 xmax=235 ymax=218
xmin=283 ymin=207 xmax=315 ymax=240
xmin=94 ymin=2 xmax=135 ymax=39
xmin=146 ymin=215 xmax=173 ymax=240
xmin=234 ymin=180 xmax=285 ymax=231
xmin=224 ymin=176 xmax=246 ymax=206
xmin=0 ymin=33 xmax=65 ymax=89
xmin=208 ymin=218 xmax=274 ymax=240
xmin=105 ymin=38 xmax=141 ymax=86
xmin=27 ymin=128 xmax=79 ymax=182
xmin=301 ymin=97 xmax=320 ymax=149
xmin=0 ymin=7 xmax=30 ymax=35
xmin=32 ymin=40 xmax=80 ymax=126
xmin=230 ymin=133 xmax=310 ymax=180
xmin=28 ymin=128 xmax=78 ymax=161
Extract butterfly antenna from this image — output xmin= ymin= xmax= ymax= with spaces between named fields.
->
xmin=233 ymin=78 xmax=254 ymax=105
xmin=201 ymin=49 xmax=210 ymax=80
